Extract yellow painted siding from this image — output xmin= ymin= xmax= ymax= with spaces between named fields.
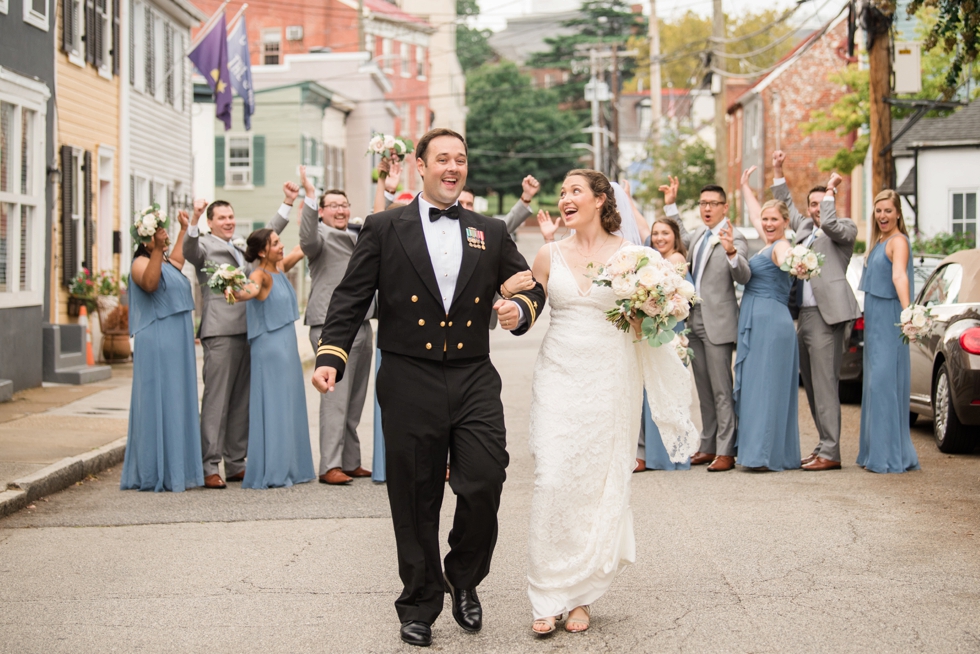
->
xmin=53 ymin=0 xmax=120 ymax=325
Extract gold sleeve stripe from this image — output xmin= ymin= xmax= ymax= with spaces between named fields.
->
xmin=317 ymin=345 xmax=349 ymax=363
xmin=511 ymin=294 xmax=536 ymax=325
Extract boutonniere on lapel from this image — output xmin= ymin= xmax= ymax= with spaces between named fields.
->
xmin=708 ymin=234 xmax=721 ymax=248
xmin=232 ymin=236 xmax=247 ymax=250
xmin=349 ymin=217 xmax=364 ymax=226
xmin=466 ymin=227 xmax=486 ymax=250
xmin=785 ymin=229 xmax=797 ymax=242
xmin=813 ymin=228 xmax=825 ymax=238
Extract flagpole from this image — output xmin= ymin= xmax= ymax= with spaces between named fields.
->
xmin=226 ymin=3 xmax=248 ymax=32
xmin=188 ymin=0 xmax=231 ymax=51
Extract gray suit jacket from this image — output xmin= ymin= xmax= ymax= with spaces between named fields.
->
xmin=299 ymin=201 xmax=370 ymax=327
xmin=772 ymin=182 xmax=861 ymax=325
xmin=183 ymin=211 xmax=289 ymax=339
xmin=499 ymin=200 xmax=532 ymax=239
xmin=667 ymin=210 xmax=752 ymax=345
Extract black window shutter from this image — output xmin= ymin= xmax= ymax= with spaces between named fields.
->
xmin=145 ymin=9 xmax=154 ymax=93
xmin=112 ymin=0 xmax=121 ymax=76
xmin=83 ymin=150 xmax=94 ymax=270
xmin=215 ymin=136 xmax=225 ymax=187
xmin=61 ymin=146 xmax=76 ymax=286
xmin=85 ymin=0 xmax=96 ymax=64
xmin=128 ymin=0 xmax=135 ymax=85
xmin=62 ymin=0 xmax=74 ymax=53
xmin=93 ymin=0 xmax=105 ymax=69
xmin=164 ymin=22 xmax=173 ymax=105
xmin=252 ymin=136 xmax=265 ymax=186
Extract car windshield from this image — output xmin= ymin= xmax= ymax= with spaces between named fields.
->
xmin=912 ymin=256 xmax=941 ymax=298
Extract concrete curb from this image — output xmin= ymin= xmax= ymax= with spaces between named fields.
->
xmin=0 ymin=436 xmax=127 ymax=518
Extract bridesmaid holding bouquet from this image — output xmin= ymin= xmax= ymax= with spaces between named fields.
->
xmin=122 ymin=210 xmax=204 ymax=492
xmin=232 ymin=229 xmax=316 ymax=488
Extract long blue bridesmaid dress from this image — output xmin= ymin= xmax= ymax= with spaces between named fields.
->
xmin=121 ymin=259 xmax=204 ymax=492
xmin=642 ymin=269 xmax=695 ymax=471
xmin=733 ymin=243 xmax=801 ymax=471
xmin=242 ymin=272 xmax=316 ymax=489
xmin=857 ymin=234 xmax=920 ymax=473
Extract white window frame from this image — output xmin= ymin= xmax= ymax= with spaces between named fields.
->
xmin=130 ymin=0 xmax=145 ymax=91
xmin=225 ymin=134 xmax=253 ymax=189
xmin=365 ymin=33 xmax=375 ymax=59
xmin=152 ymin=9 xmax=165 ymax=101
xmin=381 ymin=38 xmax=392 ymax=73
xmin=96 ymin=147 xmax=114 ymax=271
xmin=415 ymin=104 xmax=425 ymax=139
xmin=262 ymin=28 xmax=281 ymax=65
xmin=416 ymin=46 xmax=425 ymax=79
xmin=97 ymin=0 xmax=112 ymax=79
xmin=23 ymin=0 xmax=49 ymax=31
xmin=949 ymin=189 xmax=978 ymax=236
xmin=69 ymin=148 xmax=85 ymax=275
xmin=0 ymin=68 xmax=49 ymax=308
xmin=66 ymin=0 xmax=85 ymax=66
xmin=400 ymin=42 xmax=410 ymax=78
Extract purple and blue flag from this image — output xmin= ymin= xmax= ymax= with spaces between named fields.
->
xmin=226 ymin=15 xmax=255 ymax=130
xmin=188 ymin=13 xmax=232 ymax=130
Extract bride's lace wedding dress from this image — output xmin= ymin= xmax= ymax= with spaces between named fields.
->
xmin=527 ymin=243 xmax=698 ymax=619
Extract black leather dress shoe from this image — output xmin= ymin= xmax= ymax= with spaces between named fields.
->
xmin=400 ymin=621 xmax=432 ymax=647
xmin=445 ymin=575 xmax=482 ymax=632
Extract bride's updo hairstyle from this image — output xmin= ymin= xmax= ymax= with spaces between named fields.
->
xmin=244 ymin=228 xmax=273 ymax=263
xmin=564 ymin=169 xmax=622 ymax=234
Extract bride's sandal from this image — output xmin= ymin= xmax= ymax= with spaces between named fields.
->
xmin=565 ymin=606 xmax=591 ymax=633
xmin=531 ymin=615 xmax=559 ymax=636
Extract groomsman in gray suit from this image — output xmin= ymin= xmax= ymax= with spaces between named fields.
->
xmin=184 ymin=194 xmax=291 ymax=488
xmin=458 ymin=175 xmax=540 ymax=329
xmin=297 ymin=167 xmax=374 ymax=485
xmin=771 ymin=151 xmax=860 ymax=471
xmin=663 ymin=180 xmax=752 ymax=472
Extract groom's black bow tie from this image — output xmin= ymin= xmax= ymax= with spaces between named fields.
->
xmin=429 ymin=205 xmax=460 ymax=222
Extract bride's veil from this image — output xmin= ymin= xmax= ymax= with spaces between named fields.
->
xmin=611 ymin=182 xmax=643 ymax=246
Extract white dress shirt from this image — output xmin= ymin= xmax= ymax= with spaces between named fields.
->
xmin=664 ymin=203 xmax=738 ymax=295
xmin=418 ymin=194 xmax=464 ymax=313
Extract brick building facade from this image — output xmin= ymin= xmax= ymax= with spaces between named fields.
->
xmin=726 ymin=13 xmax=863 ymax=231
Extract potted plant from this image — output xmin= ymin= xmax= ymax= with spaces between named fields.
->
xmin=93 ymin=270 xmax=130 ymax=361
xmin=67 ymin=268 xmax=98 ymax=317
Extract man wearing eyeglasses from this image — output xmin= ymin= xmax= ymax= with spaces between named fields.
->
xmin=662 ymin=179 xmax=752 ymax=472
xmin=298 ymin=167 xmax=374 ymax=485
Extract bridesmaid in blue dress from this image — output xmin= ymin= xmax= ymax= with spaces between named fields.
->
xmin=857 ymin=190 xmax=920 ymax=473
xmin=734 ymin=168 xmax=800 ymax=471
xmin=232 ymin=229 xmax=316 ymax=488
xmin=122 ymin=210 xmax=205 ymax=492
xmin=639 ymin=215 xmax=693 ymax=471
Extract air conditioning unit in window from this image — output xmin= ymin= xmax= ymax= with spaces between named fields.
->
xmin=230 ymin=171 xmax=251 ymax=185
xmin=286 ymin=26 xmax=303 ymax=41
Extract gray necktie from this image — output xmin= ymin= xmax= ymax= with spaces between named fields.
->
xmin=692 ymin=232 xmax=711 ymax=283
xmin=224 ymin=238 xmax=244 ymax=266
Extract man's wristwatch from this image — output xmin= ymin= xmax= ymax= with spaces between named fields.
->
xmin=521 ymin=195 xmax=531 ymax=204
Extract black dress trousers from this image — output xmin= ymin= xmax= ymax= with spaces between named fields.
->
xmin=375 ymin=351 xmax=508 ymax=625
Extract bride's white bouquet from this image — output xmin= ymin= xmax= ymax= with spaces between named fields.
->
xmin=203 ymin=260 xmax=249 ymax=304
xmin=367 ymin=133 xmax=414 ymax=161
xmin=897 ymin=304 xmax=933 ymax=344
xmin=589 ymin=245 xmax=700 ymax=347
xmin=780 ymin=244 xmax=824 ymax=280
xmin=131 ymin=204 xmax=170 ymax=244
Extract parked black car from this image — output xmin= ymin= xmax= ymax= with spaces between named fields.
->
xmin=908 ymin=249 xmax=980 ymax=452
xmin=838 ymin=253 xmax=943 ymax=403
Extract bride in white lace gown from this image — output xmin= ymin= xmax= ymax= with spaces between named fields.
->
xmin=523 ymin=170 xmax=698 ymax=635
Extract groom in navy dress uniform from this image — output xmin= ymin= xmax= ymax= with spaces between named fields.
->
xmin=311 ymin=128 xmax=546 ymax=647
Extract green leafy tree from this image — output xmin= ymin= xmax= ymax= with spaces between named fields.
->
xmin=906 ymin=0 xmax=980 ymax=97
xmin=801 ymin=68 xmax=871 ymax=175
xmin=635 ymin=129 xmax=716 ymax=210
xmin=456 ymin=0 xmax=497 ymax=72
xmin=465 ymin=62 xmax=585 ymax=200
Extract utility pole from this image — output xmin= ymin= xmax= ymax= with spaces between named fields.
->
xmin=648 ymin=0 xmax=662 ymax=143
xmin=611 ymin=47 xmax=620 ymax=180
xmin=867 ymin=2 xmax=894 ymax=195
xmin=589 ymin=47 xmax=602 ymax=172
xmin=712 ymin=0 xmax=727 ymax=188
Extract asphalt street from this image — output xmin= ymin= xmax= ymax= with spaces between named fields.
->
xmin=2 ymin=241 xmax=979 ymax=653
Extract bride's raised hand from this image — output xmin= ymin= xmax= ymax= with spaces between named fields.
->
xmin=500 ymin=270 xmax=535 ymax=298
xmin=537 ymin=210 xmax=560 ymax=243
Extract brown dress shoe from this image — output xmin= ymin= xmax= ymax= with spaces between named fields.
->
xmin=341 ymin=466 xmax=372 ymax=478
xmin=320 ymin=468 xmax=353 ymax=485
xmin=690 ymin=452 xmax=716 ymax=466
xmin=802 ymin=457 xmax=841 ymax=471
xmin=226 ymin=471 xmax=245 ymax=482
xmin=706 ymin=455 xmax=735 ymax=472
xmin=801 ymin=453 xmax=819 ymax=466
xmin=204 ymin=474 xmax=226 ymax=489
xmin=634 ymin=459 xmax=646 ymax=473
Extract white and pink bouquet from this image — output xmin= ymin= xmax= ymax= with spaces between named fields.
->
xmin=897 ymin=304 xmax=933 ymax=344
xmin=780 ymin=244 xmax=824 ymax=280
xmin=203 ymin=261 xmax=249 ymax=304
xmin=131 ymin=203 xmax=170 ymax=244
xmin=367 ymin=133 xmax=414 ymax=161
xmin=590 ymin=245 xmax=700 ymax=347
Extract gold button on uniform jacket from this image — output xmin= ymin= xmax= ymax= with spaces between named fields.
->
xmin=316 ymin=198 xmax=545 ymax=380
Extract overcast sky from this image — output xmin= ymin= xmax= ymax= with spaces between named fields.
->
xmin=475 ymin=0 xmax=840 ymax=32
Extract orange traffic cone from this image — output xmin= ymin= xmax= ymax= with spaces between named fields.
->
xmin=79 ymin=305 xmax=95 ymax=366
